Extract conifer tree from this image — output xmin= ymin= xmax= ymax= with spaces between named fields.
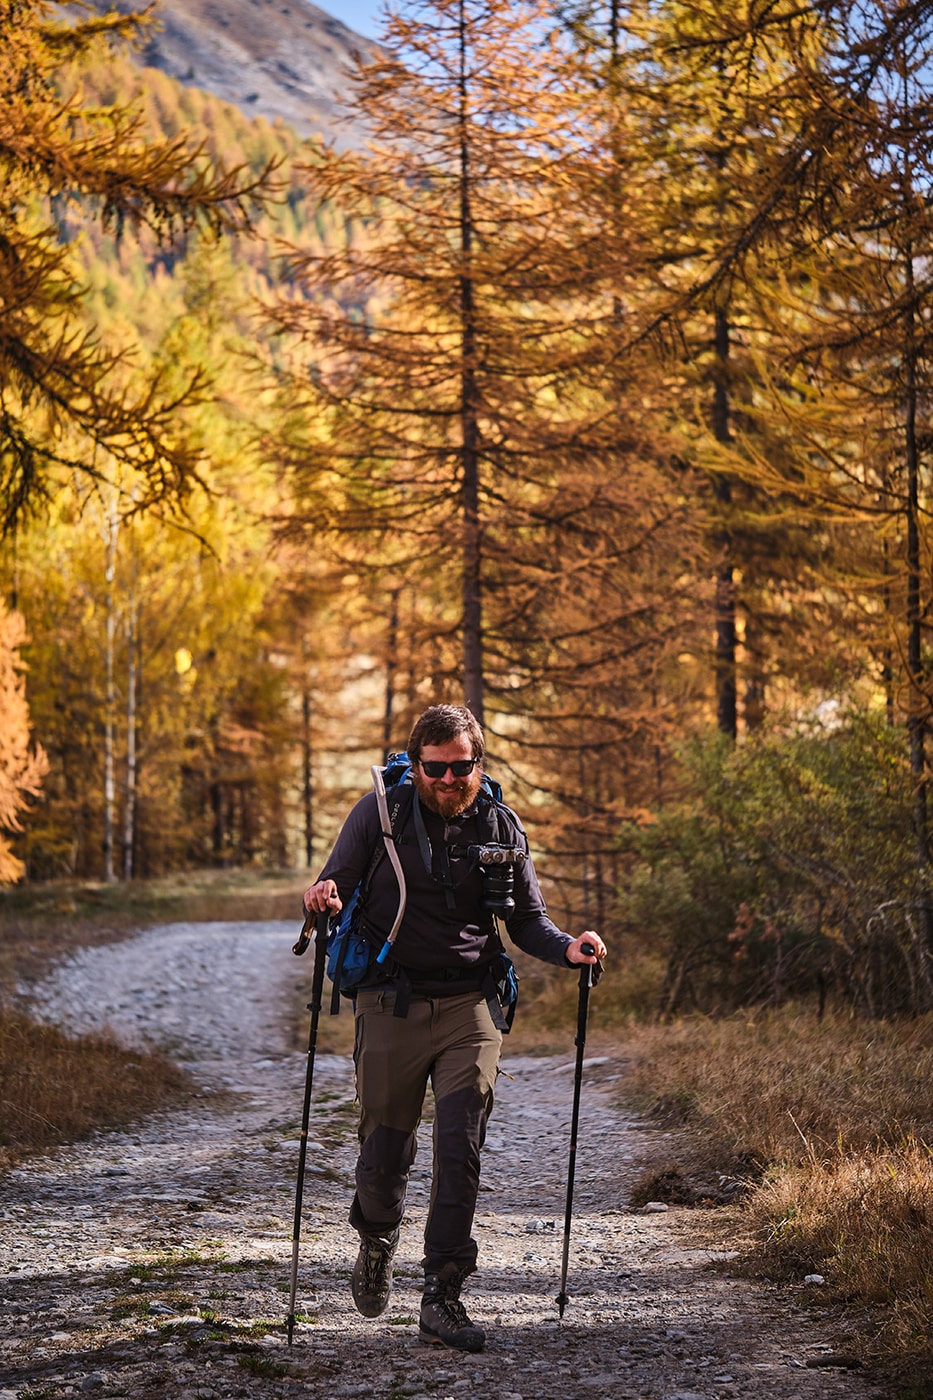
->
xmin=0 ymin=0 xmax=273 ymax=530
xmin=273 ymin=0 xmax=695 ymax=886
xmin=276 ymin=0 xmax=559 ymax=722
xmin=713 ymin=2 xmax=933 ymax=937
xmin=589 ymin=0 xmax=837 ymax=737
xmin=6 ymin=218 xmax=300 ymax=879
xmin=1 ymin=23 xmax=354 ymax=879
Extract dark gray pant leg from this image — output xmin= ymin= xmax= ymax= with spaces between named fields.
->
xmin=349 ymin=1123 xmax=417 ymax=1235
xmin=423 ymin=1084 xmax=489 ymax=1275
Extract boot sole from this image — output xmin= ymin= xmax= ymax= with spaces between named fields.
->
xmin=418 ymin=1325 xmax=485 ymax=1353
xmin=352 ymin=1296 xmax=391 ymax=1318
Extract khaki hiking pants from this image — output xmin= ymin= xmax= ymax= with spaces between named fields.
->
xmin=350 ymin=986 xmax=502 ymax=1276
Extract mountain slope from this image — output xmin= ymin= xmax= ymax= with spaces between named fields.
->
xmin=88 ymin=0 xmax=379 ymax=147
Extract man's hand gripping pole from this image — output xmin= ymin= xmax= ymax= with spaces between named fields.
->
xmin=556 ymin=941 xmax=603 ymax=1319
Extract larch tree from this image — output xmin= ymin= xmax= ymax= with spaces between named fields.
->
xmin=273 ymin=0 xmax=579 ymax=728
xmin=603 ymin=0 xmax=933 ymax=995
xmin=717 ymin=0 xmax=933 ymax=964
xmin=557 ymin=1 xmax=847 ymax=738
xmin=473 ymin=0 xmax=710 ymax=926
xmin=7 ymin=221 xmax=298 ymax=881
xmin=642 ymin=0 xmax=839 ymax=736
xmin=273 ymin=0 xmax=694 ymax=923
xmin=0 ymin=0 xmax=274 ymax=532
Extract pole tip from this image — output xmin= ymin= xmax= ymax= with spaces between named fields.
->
xmin=556 ymin=1291 xmax=568 ymax=1319
xmin=286 ymin=1314 xmax=294 ymax=1346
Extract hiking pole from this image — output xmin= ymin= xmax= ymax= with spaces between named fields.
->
xmin=556 ymin=941 xmax=603 ymax=1319
xmin=286 ymin=908 xmax=329 ymax=1345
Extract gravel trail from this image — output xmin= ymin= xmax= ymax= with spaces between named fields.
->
xmin=0 ymin=922 xmax=884 ymax=1399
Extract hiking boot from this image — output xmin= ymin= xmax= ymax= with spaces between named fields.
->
xmin=419 ymin=1270 xmax=486 ymax=1352
xmin=351 ymin=1227 xmax=399 ymax=1317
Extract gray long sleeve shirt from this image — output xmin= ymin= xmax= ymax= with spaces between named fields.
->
xmin=318 ymin=785 xmax=573 ymax=976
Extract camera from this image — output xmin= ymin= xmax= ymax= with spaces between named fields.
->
xmin=469 ymin=843 xmax=526 ymax=916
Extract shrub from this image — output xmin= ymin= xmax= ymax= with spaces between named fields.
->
xmin=617 ymin=715 xmax=930 ymax=1017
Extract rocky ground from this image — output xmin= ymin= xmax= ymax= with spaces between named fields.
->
xmin=0 ymin=922 xmax=888 ymax=1399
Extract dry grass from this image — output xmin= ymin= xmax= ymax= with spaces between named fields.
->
xmin=0 ymin=869 xmax=306 ymax=1174
xmin=619 ymin=1009 xmax=933 ymax=1166
xmin=0 ymin=1005 xmax=191 ymax=1172
xmin=618 ymin=1008 xmax=933 ymax=1373
xmin=749 ymin=1140 xmax=933 ymax=1357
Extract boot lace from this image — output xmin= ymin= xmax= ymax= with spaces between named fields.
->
xmin=440 ymin=1294 xmax=472 ymax=1329
xmin=361 ymin=1235 xmax=394 ymax=1290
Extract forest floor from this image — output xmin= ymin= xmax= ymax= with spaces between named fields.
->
xmin=0 ymin=921 xmax=892 ymax=1400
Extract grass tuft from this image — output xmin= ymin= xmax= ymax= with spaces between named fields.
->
xmin=748 ymin=1138 xmax=933 ymax=1348
xmin=0 ymin=1005 xmax=190 ymax=1170
xmin=236 ymin=1350 xmax=289 ymax=1378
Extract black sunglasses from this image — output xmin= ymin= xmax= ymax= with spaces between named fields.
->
xmin=419 ymin=757 xmax=479 ymax=778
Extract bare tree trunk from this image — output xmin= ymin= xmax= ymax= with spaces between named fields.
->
xmin=743 ymin=614 xmax=765 ymax=732
xmin=9 ymin=521 xmax=18 ymax=611
xmin=458 ymin=0 xmax=483 ymax=725
xmin=713 ymin=306 xmax=737 ymax=740
xmin=211 ymin=781 xmax=225 ymax=865
xmin=302 ymin=684 xmax=313 ymax=870
xmin=881 ymin=548 xmax=895 ymax=726
xmin=383 ymin=587 xmax=400 ymax=760
xmin=592 ymin=756 xmax=606 ymax=932
xmin=579 ymin=748 xmax=591 ymax=926
xmin=123 ymin=599 xmax=137 ymax=880
xmin=103 ymin=497 xmax=118 ymax=883
xmin=904 ymin=252 xmax=932 ymax=970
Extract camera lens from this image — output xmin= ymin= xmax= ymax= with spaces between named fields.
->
xmin=471 ymin=844 xmax=525 ymax=917
xmin=480 ymin=865 xmax=515 ymax=915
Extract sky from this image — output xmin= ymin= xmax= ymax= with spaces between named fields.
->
xmin=329 ymin=1 xmax=385 ymax=39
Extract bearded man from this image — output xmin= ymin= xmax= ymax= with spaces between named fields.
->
xmin=303 ymin=704 xmax=606 ymax=1353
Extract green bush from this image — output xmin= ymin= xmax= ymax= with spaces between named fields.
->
xmin=617 ymin=713 xmax=930 ymax=1017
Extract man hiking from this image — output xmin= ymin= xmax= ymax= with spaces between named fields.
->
xmin=303 ymin=703 xmax=607 ymax=1353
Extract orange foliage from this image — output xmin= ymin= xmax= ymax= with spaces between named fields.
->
xmin=0 ymin=604 xmax=48 ymax=884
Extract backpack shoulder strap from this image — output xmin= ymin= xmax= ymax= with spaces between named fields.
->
xmin=361 ymin=783 xmax=414 ymax=895
xmin=477 ymin=793 xmax=528 ymax=851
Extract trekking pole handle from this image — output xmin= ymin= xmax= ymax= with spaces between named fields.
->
xmin=292 ymin=907 xmax=316 ymax=957
xmin=291 ymin=907 xmax=326 ymax=963
xmin=577 ymin=941 xmax=603 ymax=989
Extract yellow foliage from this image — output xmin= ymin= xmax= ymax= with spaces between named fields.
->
xmin=0 ymin=604 xmax=48 ymax=884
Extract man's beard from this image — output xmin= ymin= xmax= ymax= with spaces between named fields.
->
xmin=412 ymin=766 xmax=483 ymax=819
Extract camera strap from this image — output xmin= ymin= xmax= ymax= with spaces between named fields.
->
xmin=411 ymin=790 xmax=458 ymax=909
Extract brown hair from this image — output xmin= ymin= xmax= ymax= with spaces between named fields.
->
xmin=407 ymin=704 xmax=485 ymax=764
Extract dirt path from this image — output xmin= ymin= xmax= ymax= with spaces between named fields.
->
xmin=0 ymin=923 xmax=885 ymax=1399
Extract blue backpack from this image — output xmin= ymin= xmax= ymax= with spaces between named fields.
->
xmin=322 ymin=752 xmax=519 ymax=1028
